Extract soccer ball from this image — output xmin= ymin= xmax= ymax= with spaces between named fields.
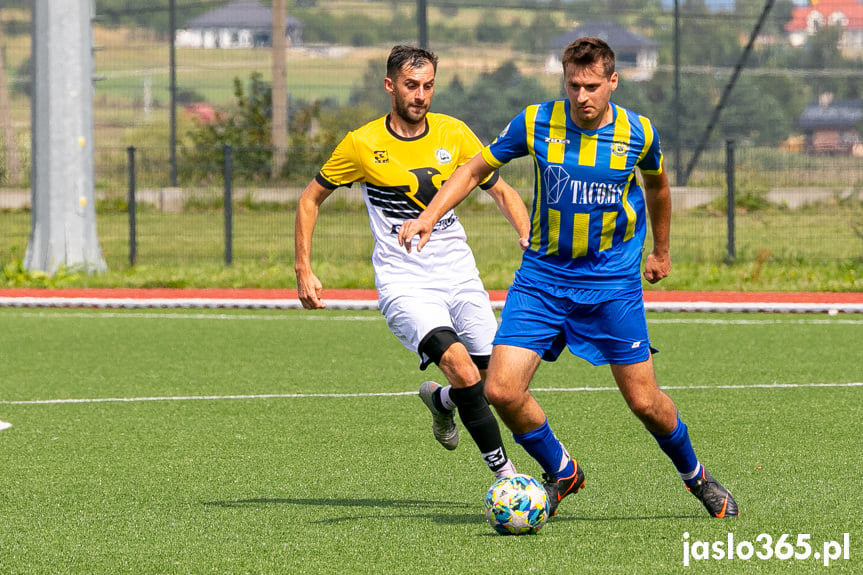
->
xmin=484 ymin=474 xmax=549 ymax=535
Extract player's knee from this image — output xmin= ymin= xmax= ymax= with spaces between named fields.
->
xmin=627 ymin=394 xmax=669 ymax=427
xmin=482 ymin=376 xmax=511 ymax=408
xmin=418 ymin=327 xmax=461 ymax=371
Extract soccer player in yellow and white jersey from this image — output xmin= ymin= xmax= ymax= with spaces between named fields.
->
xmin=295 ymin=45 xmax=530 ymax=479
xmin=399 ymin=38 xmax=738 ymax=518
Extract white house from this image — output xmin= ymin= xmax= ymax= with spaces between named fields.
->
xmin=176 ymin=1 xmax=303 ymax=49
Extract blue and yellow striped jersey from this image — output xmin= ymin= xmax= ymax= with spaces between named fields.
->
xmin=483 ymin=100 xmax=664 ymax=289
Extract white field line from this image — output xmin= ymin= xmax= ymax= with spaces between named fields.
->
xmin=2 ymin=382 xmax=861 ymax=406
xmin=1 ymin=297 xmax=862 ymax=314
xmin=2 ymin=309 xmax=863 ymax=325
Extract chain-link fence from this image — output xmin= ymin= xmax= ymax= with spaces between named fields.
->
xmin=1 ymin=1 xmax=861 ymax=273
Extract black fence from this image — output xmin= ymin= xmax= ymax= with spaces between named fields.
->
xmin=4 ymin=142 xmax=861 ymax=276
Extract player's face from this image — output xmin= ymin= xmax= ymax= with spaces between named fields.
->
xmin=564 ymin=61 xmax=618 ymax=130
xmin=386 ymin=62 xmax=435 ymax=126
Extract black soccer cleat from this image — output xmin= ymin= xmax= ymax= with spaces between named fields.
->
xmin=687 ymin=468 xmax=739 ymax=518
xmin=542 ymin=461 xmax=585 ymax=516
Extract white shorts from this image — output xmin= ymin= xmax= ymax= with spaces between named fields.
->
xmin=378 ymin=278 xmax=498 ymax=369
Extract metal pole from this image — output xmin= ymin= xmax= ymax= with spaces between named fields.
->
xmin=682 ymin=0 xmax=775 ymax=185
xmin=725 ymin=139 xmax=736 ymax=264
xmin=223 ymin=145 xmax=233 ymax=266
xmin=673 ymin=0 xmax=682 ymax=185
xmin=127 ymin=146 xmax=137 ymax=266
xmin=418 ymin=0 xmax=428 ymax=49
xmin=169 ymin=0 xmax=177 ymax=186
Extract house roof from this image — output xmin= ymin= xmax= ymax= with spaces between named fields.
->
xmin=785 ymin=0 xmax=863 ymax=32
xmin=184 ymin=1 xmax=302 ymax=30
xmin=549 ymin=21 xmax=658 ymax=52
xmin=798 ymin=98 xmax=863 ymax=129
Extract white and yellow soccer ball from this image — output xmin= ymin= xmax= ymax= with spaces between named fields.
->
xmin=484 ymin=473 xmax=549 ymax=535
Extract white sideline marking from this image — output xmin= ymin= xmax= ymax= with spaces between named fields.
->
xmin=2 ymin=309 xmax=862 ymax=325
xmin=1 ymin=297 xmax=862 ymax=314
xmin=2 ymin=382 xmax=860 ymax=406
xmin=4 ymin=310 xmax=382 ymax=321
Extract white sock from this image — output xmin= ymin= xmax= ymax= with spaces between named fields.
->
xmin=438 ymin=385 xmax=456 ymax=411
xmin=680 ymin=461 xmax=703 ymax=484
xmin=493 ymin=459 xmax=517 ymax=480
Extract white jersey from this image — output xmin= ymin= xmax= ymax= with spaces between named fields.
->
xmin=315 ymin=112 xmax=498 ymax=290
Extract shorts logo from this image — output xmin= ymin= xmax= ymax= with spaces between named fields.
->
xmin=373 ymin=150 xmax=388 ymax=164
xmin=631 ymin=341 xmax=642 ymax=349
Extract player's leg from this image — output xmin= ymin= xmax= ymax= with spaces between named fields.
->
xmin=592 ymin=292 xmax=738 ymax=517
xmin=380 ymin=291 xmax=462 ymax=450
xmin=487 ymin=282 xmax=585 ymax=514
xmin=612 ymin=360 xmax=738 ymax=517
xmin=418 ymin=329 xmax=516 ymax=478
xmin=440 ymin=282 xmax=517 ymax=477
xmin=485 ymin=344 xmax=584 ymax=515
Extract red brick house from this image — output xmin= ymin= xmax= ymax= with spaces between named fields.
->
xmin=785 ymin=0 xmax=863 ymax=52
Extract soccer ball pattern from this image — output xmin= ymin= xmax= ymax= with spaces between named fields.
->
xmin=484 ymin=474 xmax=549 ymax=535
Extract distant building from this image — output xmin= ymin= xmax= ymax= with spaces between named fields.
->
xmin=176 ymin=1 xmax=303 ymax=49
xmin=547 ymin=21 xmax=658 ymax=81
xmin=798 ymin=94 xmax=862 ymax=155
xmin=660 ymin=0 xmax=735 ymax=10
xmin=784 ymin=0 xmax=863 ymax=51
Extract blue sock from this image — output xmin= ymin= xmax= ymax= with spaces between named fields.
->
xmin=513 ymin=419 xmax=575 ymax=479
xmin=652 ymin=415 xmax=702 ymax=486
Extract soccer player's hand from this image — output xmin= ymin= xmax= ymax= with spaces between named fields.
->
xmin=296 ymin=270 xmax=326 ymax=309
xmin=397 ymin=218 xmax=433 ymax=253
xmin=643 ymin=250 xmax=671 ymax=284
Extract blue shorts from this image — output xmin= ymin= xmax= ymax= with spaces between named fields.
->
xmin=493 ymin=281 xmax=653 ymax=366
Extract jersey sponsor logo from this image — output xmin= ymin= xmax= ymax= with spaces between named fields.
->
xmin=435 ymin=148 xmax=453 ymax=164
xmin=543 ymin=165 xmax=570 ymax=204
xmin=373 ymin=150 xmax=388 ymax=164
xmin=572 ymin=180 xmax=625 ymax=205
xmin=390 ymin=214 xmax=458 ymax=234
xmin=543 ymin=165 xmax=625 ymax=206
xmin=545 ymin=137 xmax=570 ymax=144
xmin=368 ymin=167 xmax=443 ymax=219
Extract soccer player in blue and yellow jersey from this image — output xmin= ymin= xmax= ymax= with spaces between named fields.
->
xmin=399 ymin=38 xmax=738 ymax=518
xmin=295 ymin=46 xmax=530 ymax=480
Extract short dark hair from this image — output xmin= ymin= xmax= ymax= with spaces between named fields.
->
xmin=386 ymin=45 xmax=438 ymax=80
xmin=561 ymin=37 xmax=616 ymax=77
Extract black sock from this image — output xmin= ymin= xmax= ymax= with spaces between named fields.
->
xmin=449 ymin=381 xmax=508 ymax=471
xmin=431 ymin=388 xmax=451 ymax=414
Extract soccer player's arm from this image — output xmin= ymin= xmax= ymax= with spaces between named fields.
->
xmin=397 ymin=153 xmax=496 ymax=253
xmin=294 ymin=177 xmax=335 ymax=309
xmin=295 ymin=135 xmax=360 ymax=308
xmin=483 ymin=178 xmax=530 ymax=250
xmin=639 ymin=129 xmax=671 ymax=284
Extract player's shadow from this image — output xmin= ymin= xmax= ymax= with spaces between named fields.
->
xmin=203 ymin=497 xmax=698 ymax=527
xmin=552 ymin=512 xmax=701 ymax=522
xmin=204 ymin=497 xmax=479 ymax=525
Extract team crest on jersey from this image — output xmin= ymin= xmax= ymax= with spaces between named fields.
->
xmin=435 ymin=148 xmax=453 ymax=164
xmin=373 ymin=150 xmax=389 ymax=164
xmin=611 ymin=141 xmax=628 ymax=156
